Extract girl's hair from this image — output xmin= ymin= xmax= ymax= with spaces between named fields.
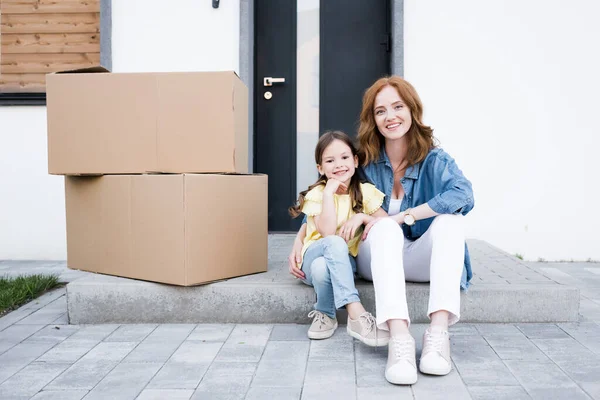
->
xmin=357 ymin=76 xmax=437 ymax=167
xmin=289 ymin=130 xmax=364 ymax=218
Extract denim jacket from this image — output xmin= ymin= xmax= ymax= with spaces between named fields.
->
xmin=361 ymin=147 xmax=475 ymax=290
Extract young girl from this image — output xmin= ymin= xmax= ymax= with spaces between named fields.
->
xmin=289 ymin=130 xmax=389 ymax=346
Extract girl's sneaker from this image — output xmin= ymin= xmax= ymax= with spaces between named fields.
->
xmin=347 ymin=312 xmax=390 ymax=347
xmin=307 ymin=310 xmax=338 ymax=339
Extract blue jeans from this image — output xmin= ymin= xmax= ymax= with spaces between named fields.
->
xmin=301 ymin=236 xmax=361 ymax=319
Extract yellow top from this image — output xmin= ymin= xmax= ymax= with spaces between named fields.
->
xmin=300 ymin=182 xmax=385 ymax=261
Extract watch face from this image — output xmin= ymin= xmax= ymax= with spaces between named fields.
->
xmin=405 ymin=214 xmax=416 ymax=226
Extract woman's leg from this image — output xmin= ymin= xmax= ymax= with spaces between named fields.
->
xmin=357 ymin=218 xmax=410 ymax=331
xmin=356 ymin=218 xmax=416 ymax=384
xmin=403 ymin=214 xmax=465 ymax=327
xmin=402 ymin=214 xmax=465 ymax=376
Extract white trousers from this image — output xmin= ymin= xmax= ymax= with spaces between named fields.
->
xmin=356 ymin=215 xmax=465 ymax=330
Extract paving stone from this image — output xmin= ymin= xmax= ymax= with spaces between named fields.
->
xmin=468 ymin=385 xmax=531 ymax=400
xmin=517 ymin=324 xmax=571 ymax=339
xmin=23 ymin=325 xmax=80 ymax=343
xmin=245 ymin=386 xmax=302 ymax=400
xmin=16 ymin=301 xmax=67 ymax=325
xmin=308 ymin=336 xmax=354 ymax=362
xmin=67 ymin=324 xmax=120 ymax=342
xmin=484 ymin=336 xmax=551 ymax=361
xmin=354 ymin=343 xmax=388 ymax=387
xmin=104 ymin=324 xmax=157 ymax=342
xmin=214 ymin=325 xmax=272 ymax=363
xmin=194 ymin=362 xmax=257 ymax=398
xmin=356 ymin=386 xmax=413 ymax=400
xmin=301 ymin=384 xmax=357 ymax=400
xmin=79 ymin=341 xmax=137 ymax=362
xmin=123 ymin=326 xmax=193 ymax=363
xmin=475 ymin=324 xmax=524 ymax=336
xmin=29 ymin=390 xmax=89 ymax=400
xmin=269 ymin=324 xmax=310 ymax=341
xmin=0 ymin=341 xmax=57 ymax=384
xmin=37 ymin=339 xmax=99 ymax=363
xmin=0 ymin=362 xmax=70 ymax=398
xmin=51 ymin=314 xmax=68 ymax=325
xmin=412 ymin=368 xmax=471 ymax=400
xmin=83 ymin=362 xmax=162 ymax=400
xmin=136 ymin=389 xmax=194 ymax=400
xmin=251 ymin=341 xmax=309 ymax=388
xmin=45 ymin=360 xmax=117 ymax=390
xmin=504 ymin=360 xmax=590 ymax=400
xmin=452 ymin=344 xmax=520 ymax=386
xmin=304 ymin=361 xmax=355 ymax=386
xmin=0 ymin=324 xmax=46 ymax=345
xmin=0 ymin=307 xmax=39 ymax=332
xmin=558 ymin=321 xmax=600 ymax=355
xmin=187 ymin=324 xmax=234 ymax=342
xmin=169 ymin=341 xmax=223 ymax=364
xmin=146 ymin=362 xmax=210 ymax=389
xmin=448 ymin=323 xmax=479 ymax=335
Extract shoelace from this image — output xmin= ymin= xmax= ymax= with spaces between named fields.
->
xmin=423 ymin=330 xmax=447 ymax=356
xmin=308 ymin=310 xmax=328 ymax=328
xmin=358 ymin=312 xmax=376 ymax=335
xmin=391 ymin=336 xmax=414 ymax=360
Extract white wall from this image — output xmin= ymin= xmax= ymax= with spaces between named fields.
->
xmin=404 ymin=0 xmax=600 ymax=260
xmin=112 ymin=0 xmax=240 ymax=73
xmin=0 ymin=1 xmax=241 ymax=260
xmin=0 ymin=108 xmax=66 ymax=259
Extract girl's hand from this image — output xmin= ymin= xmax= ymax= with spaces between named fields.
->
xmin=339 ymin=214 xmax=365 ymax=242
xmin=323 ymin=178 xmax=348 ymax=195
xmin=362 ymin=217 xmax=396 ymax=240
xmin=288 ymin=238 xmax=305 ymax=279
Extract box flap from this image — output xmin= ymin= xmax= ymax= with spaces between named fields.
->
xmin=55 ymin=66 xmax=111 ymax=74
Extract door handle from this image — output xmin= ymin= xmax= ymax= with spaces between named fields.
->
xmin=264 ymin=77 xmax=286 ymax=87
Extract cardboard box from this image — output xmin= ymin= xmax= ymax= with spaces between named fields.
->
xmin=65 ymin=174 xmax=267 ymax=286
xmin=47 ymin=68 xmax=248 ymax=175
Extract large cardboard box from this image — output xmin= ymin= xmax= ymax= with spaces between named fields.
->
xmin=65 ymin=174 xmax=267 ymax=286
xmin=47 ymin=68 xmax=248 ymax=175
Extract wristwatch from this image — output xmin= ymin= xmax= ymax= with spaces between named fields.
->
xmin=403 ymin=208 xmax=416 ymax=226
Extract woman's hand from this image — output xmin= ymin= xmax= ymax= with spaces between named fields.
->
xmin=362 ymin=217 xmax=395 ymax=240
xmin=288 ymin=237 xmax=305 ymax=279
xmin=323 ymin=178 xmax=348 ymax=195
xmin=339 ymin=213 xmax=366 ymax=242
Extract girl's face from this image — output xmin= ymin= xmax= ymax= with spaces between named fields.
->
xmin=317 ymin=139 xmax=358 ymax=187
xmin=373 ymin=85 xmax=412 ymax=142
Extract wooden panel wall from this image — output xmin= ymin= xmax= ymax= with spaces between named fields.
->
xmin=0 ymin=0 xmax=100 ymax=93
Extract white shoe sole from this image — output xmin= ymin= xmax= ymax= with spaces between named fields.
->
xmin=346 ymin=325 xmax=390 ymax=347
xmin=419 ymin=362 xmax=452 ymax=376
xmin=385 ymin=368 xmax=418 ymax=385
xmin=307 ymin=321 xmax=338 ymax=340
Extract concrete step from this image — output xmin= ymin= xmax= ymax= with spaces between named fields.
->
xmin=66 ymin=237 xmax=580 ymax=324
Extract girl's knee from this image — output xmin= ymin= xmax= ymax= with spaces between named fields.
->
xmin=310 ymin=257 xmax=330 ymax=284
xmin=322 ymin=235 xmax=348 ymax=251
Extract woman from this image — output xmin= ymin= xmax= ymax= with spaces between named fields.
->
xmin=288 ymin=76 xmax=474 ymax=385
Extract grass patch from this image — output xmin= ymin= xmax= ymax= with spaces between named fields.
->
xmin=514 ymin=253 xmax=524 ymax=260
xmin=0 ymin=274 xmax=60 ymax=317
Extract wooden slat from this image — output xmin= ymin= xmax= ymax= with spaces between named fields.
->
xmin=1 ymin=53 xmax=100 ymax=73
xmin=0 ymin=73 xmax=46 ymax=93
xmin=1 ymin=33 xmax=100 ymax=54
xmin=1 ymin=13 xmax=99 ymax=34
xmin=1 ymin=0 xmax=100 ymax=14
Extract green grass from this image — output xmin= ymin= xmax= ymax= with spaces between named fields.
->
xmin=514 ymin=253 xmax=524 ymax=260
xmin=0 ymin=274 xmax=60 ymax=316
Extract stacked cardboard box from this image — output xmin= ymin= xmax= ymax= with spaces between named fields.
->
xmin=47 ymin=67 xmax=267 ymax=286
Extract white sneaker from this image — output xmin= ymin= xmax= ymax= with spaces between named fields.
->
xmin=307 ymin=310 xmax=338 ymax=340
xmin=385 ymin=334 xmax=418 ymax=385
xmin=419 ymin=327 xmax=452 ymax=375
xmin=347 ymin=312 xmax=390 ymax=347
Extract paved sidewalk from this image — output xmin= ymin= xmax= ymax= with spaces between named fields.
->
xmin=0 ymin=260 xmax=599 ymax=399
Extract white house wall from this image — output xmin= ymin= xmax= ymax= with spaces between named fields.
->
xmin=404 ymin=0 xmax=600 ymax=260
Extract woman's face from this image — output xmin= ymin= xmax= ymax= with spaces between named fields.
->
xmin=373 ymin=85 xmax=412 ymax=142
